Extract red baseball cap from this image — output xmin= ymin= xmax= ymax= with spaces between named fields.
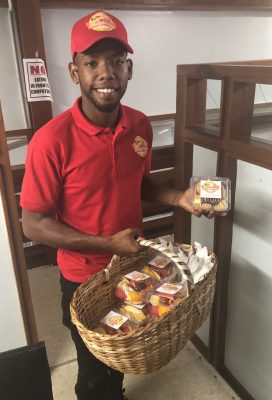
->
xmin=71 ymin=10 xmax=134 ymax=58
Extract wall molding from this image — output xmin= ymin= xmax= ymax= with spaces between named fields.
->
xmin=40 ymin=0 xmax=272 ymax=11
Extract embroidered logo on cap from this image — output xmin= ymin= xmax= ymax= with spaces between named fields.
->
xmin=86 ymin=11 xmax=116 ymax=31
xmin=132 ymin=136 xmax=148 ymax=158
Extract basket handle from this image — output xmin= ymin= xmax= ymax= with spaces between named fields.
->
xmin=138 ymin=239 xmax=194 ymax=288
xmin=104 ymin=238 xmax=194 ymax=291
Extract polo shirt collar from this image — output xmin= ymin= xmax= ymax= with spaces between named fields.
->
xmin=71 ymin=97 xmax=128 ymax=136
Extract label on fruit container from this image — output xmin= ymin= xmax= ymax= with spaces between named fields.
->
xmin=156 ymin=282 xmax=183 ymax=295
xmin=200 ymin=180 xmax=222 ymax=199
xmin=149 ymin=256 xmax=170 ymax=269
xmin=100 ymin=311 xmax=128 ymax=329
xmin=125 ymin=271 xmax=150 ymax=281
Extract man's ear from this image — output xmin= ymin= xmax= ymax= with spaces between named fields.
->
xmin=127 ymin=59 xmax=133 ymax=80
xmin=69 ymin=61 xmax=79 ymax=84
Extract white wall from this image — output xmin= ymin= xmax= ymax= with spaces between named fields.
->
xmin=41 ymin=9 xmax=272 ymax=117
xmin=0 ymin=9 xmax=28 ymax=353
xmin=0 ymin=192 xmax=27 ymax=352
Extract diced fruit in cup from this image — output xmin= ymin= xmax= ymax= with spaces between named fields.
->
xmin=141 ymin=266 xmax=161 ymax=282
xmin=126 ymin=290 xmax=143 ymax=302
xmin=115 ymin=287 xmax=126 ymax=300
xmin=151 ymin=304 xmax=171 ymax=317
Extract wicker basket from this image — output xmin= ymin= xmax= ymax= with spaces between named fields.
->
xmin=70 ymin=239 xmax=217 ymax=374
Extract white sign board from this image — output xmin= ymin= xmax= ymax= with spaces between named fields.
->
xmin=23 ymin=58 xmax=52 ymax=102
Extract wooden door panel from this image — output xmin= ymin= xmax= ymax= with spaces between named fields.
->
xmin=143 ymin=215 xmax=174 ymax=239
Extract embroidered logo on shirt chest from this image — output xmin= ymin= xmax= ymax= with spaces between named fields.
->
xmin=132 ymin=136 xmax=148 ymax=158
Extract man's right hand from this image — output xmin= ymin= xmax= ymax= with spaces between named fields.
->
xmin=108 ymin=228 xmax=143 ymax=257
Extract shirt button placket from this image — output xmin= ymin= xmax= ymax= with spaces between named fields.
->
xmin=112 ymin=141 xmax=117 ymax=177
xmin=104 ymin=128 xmax=116 ymax=177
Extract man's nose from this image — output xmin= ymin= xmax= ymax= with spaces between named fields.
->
xmin=97 ymin=60 xmax=114 ymax=79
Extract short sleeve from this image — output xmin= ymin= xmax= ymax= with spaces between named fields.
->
xmin=20 ymin=136 xmax=62 ymax=213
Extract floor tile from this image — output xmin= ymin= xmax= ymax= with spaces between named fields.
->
xmin=124 ymin=343 xmax=239 ymax=400
xmin=28 ymin=265 xmax=76 ymax=367
xmin=51 ymin=361 xmax=77 ymax=400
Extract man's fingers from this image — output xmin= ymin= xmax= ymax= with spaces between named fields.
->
xmin=193 ymin=210 xmax=229 ymax=218
xmin=214 ymin=211 xmax=228 ymax=217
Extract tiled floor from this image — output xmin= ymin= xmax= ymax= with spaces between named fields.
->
xmin=28 ymin=265 xmax=240 ymax=400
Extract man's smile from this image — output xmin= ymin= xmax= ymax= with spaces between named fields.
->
xmin=96 ymin=88 xmax=117 ymax=94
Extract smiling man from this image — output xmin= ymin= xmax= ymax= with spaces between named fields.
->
xmin=20 ymin=10 xmax=210 ymax=400
xmin=70 ymin=38 xmax=133 ymax=123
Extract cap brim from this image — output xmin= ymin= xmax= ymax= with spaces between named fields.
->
xmin=76 ymin=37 xmax=134 ymax=57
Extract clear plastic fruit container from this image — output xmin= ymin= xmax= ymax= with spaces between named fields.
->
xmin=190 ymin=176 xmax=231 ymax=212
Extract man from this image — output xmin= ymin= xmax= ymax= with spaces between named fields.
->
xmin=21 ymin=10 xmax=217 ymax=400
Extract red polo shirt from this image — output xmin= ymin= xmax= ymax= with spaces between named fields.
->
xmin=20 ymin=98 xmax=152 ymax=282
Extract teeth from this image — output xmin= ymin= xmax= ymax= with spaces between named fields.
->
xmin=96 ymin=88 xmax=115 ymax=93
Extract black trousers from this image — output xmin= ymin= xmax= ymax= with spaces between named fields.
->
xmin=60 ymin=273 xmax=124 ymax=400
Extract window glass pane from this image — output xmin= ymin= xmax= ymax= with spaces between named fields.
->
xmin=254 ymin=84 xmax=272 ymax=105
xmin=191 ymin=145 xmax=217 ymax=345
xmin=205 ymin=79 xmax=222 ymax=136
xmin=252 ymin=84 xmax=272 ymax=144
xmin=151 ymin=119 xmax=174 ymax=148
xmin=0 ymin=9 xmax=27 ymax=131
xmin=191 ymin=145 xmax=217 ymax=248
xmin=186 ymin=79 xmax=222 ymax=137
xmin=7 ymin=136 xmax=28 ymax=166
xmin=225 ymin=161 xmax=272 ymax=400
xmin=206 ymin=79 xmax=221 ymax=117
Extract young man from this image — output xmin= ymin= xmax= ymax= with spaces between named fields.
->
xmin=21 ymin=10 xmax=214 ymax=400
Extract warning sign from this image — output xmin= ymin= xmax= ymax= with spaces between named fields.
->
xmin=23 ymin=58 xmax=52 ymax=102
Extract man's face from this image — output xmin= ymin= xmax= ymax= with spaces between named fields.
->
xmin=69 ymin=39 xmax=133 ymax=114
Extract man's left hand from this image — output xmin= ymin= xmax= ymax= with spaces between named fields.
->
xmin=176 ymin=187 xmax=228 ymax=218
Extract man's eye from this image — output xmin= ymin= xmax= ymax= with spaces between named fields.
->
xmin=112 ymin=57 xmax=127 ymax=66
xmin=85 ymin=61 xmax=97 ymax=68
